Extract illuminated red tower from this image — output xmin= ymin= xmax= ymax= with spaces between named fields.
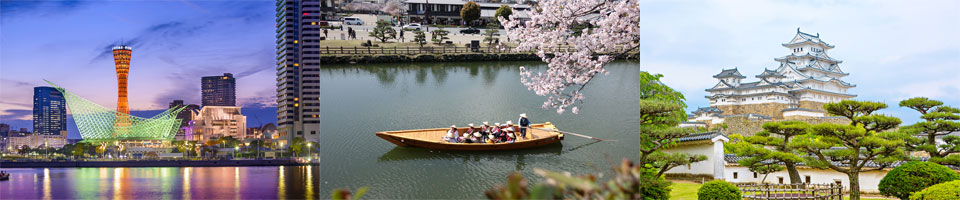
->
xmin=113 ymin=45 xmax=132 ymax=134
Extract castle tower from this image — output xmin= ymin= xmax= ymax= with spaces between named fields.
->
xmin=702 ymin=29 xmax=856 ymax=119
xmin=112 ymin=45 xmax=132 ymax=135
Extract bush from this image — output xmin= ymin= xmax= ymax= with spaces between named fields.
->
xmin=878 ymin=161 xmax=960 ymax=199
xmin=909 ymin=180 xmax=960 ymax=200
xmin=697 ymin=180 xmax=741 ymax=200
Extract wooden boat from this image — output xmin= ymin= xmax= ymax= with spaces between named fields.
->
xmin=0 ymin=173 xmax=8 ymax=181
xmin=376 ymin=122 xmax=564 ymax=151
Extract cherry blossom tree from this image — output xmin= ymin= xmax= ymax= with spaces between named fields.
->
xmin=381 ymin=0 xmax=406 ymax=17
xmin=500 ymin=0 xmax=640 ymax=114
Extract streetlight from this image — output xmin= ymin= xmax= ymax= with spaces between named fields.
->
xmin=307 ymin=143 xmax=312 ymax=158
xmin=234 ymin=146 xmax=239 ymax=159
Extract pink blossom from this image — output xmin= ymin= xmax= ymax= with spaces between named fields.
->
xmin=500 ymin=0 xmax=639 ymax=114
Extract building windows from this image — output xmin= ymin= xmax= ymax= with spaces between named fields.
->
xmin=778 ymin=176 xmax=784 ymax=184
xmin=733 ymin=172 xmax=738 ymax=179
xmin=753 ymin=172 xmax=758 ymax=178
xmin=805 ymin=175 xmax=811 ymax=184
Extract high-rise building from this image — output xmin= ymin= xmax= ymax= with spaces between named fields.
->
xmin=201 ymin=73 xmax=236 ymax=107
xmin=113 ymin=45 xmax=133 ymax=135
xmin=0 ymin=123 xmax=10 ymax=137
xmin=275 ymin=0 xmax=325 ymax=145
xmin=33 ymin=86 xmax=67 ymax=136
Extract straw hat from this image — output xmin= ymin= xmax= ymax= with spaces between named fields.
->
xmin=507 ymin=121 xmax=513 ymax=125
xmin=473 ymin=132 xmax=481 ymax=137
xmin=483 ymin=121 xmax=489 ymax=126
xmin=450 ymin=125 xmax=456 ymax=128
xmin=462 ymin=133 xmax=469 ymax=137
xmin=468 ymin=123 xmax=474 ymax=127
xmin=520 ymin=113 xmax=527 ymax=118
xmin=508 ymin=132 xmax=515 ymax=138
xmin=488 ymin=134 xmax=495 ymax=139
xmin=495 ymin=122 xmax=501 ymax=126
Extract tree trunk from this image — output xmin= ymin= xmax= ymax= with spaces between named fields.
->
xmin=929 ymin=133 xmax=942 ymax=157
xmin=848 ymin=171 xmax=860 ymax=200
xmin=785 ymin=162 xmax=803 ymax=184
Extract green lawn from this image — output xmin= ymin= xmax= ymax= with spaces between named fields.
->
xmin=668 ymin=181 xmax=892 ymax=200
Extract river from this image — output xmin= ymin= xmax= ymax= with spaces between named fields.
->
xmin=0 ymin=166 xmax=319 ymax=199
xmin=319 ymin=61 xmax=643 ymax=198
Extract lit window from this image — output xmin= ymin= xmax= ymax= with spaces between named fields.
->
xmin=311 ymin=22 xmax=317 ymax=25
xmin=293 ymin=97 xmax=298 ymax=101
xmin=293 ymin=63 xmax=299 ymax=66
xmin=294 ymin=40 xmax=298 ymax=44
xmin=294 ymin=103 xmax=299 ymax=107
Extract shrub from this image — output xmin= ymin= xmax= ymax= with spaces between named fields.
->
xmin=909 ymin=180 xmax=960 ymax=200
xmin=697 ymin=180 xmax=741 ymax=200
xmin=878 ymin=161 xmax=960 ymax=199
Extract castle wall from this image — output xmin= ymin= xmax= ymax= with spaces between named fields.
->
xmin=798 ymin=101 xmax=826 ymax=111
xmin=721 ymin=116 xmax=850 ymax=136
xmin=716 ymin=103 xmax=791 ymax=119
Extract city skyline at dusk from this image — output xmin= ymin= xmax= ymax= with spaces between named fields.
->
xmin=1 ymin=1 xmax=279 ymax=136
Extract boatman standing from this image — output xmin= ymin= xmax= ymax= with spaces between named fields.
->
xmin=518 ymin=113 xmax=530 ymax=139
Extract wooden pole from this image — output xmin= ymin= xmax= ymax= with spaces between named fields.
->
xmin=531 ymin=127 xmax=613 ymax=141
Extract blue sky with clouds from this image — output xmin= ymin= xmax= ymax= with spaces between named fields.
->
xmin=0 ymin=0 xmax=278 ymax=137
xmin=639 ymin=0 xmax=960 ymax=124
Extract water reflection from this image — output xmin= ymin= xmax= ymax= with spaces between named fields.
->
xmin=0 ymin=166 xmax=318 ymax=199
xmin=322 ymin=61 xmax=539 ymax=87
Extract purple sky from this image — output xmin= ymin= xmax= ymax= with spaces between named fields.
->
xmin=0 ymin=0 xmax=279 ymax=137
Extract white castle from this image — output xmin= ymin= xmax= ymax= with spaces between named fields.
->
xmin=692 ymin=29 xmax=857 ymax=121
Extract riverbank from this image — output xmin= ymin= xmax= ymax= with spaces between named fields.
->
xmin=0 ymin=159 xmax=314 ymax=168
xmin=320 ymin=52 xmax=640 ymax=64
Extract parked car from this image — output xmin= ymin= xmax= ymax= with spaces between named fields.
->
xmin=343 ymin=17 xmax=364 ymax=25
xmin=459 ymin=28 xmax=480 ymax=34
xmin=402 ymin=23 xmax=422 ymax=31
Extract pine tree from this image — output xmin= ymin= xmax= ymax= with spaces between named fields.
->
xmin=729 ymin=121 xmax=808 ymax=184
xmin=789 ymin=100 xmax=908 ymax=200
xmin=899 ymin=97 xmax=960 ymax=167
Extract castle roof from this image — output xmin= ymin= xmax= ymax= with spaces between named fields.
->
xmin=693 ymin=107 xmax=724 ymax=115
xmin=713 ymin=68 xmax=746 ymax=78
xmin=678 ymin=131 xmax=728 ymax=143
xmin=755 ymin=69 xmax=786 ymax=78
xmin=782 ymin=28 xmax=835 ymax=49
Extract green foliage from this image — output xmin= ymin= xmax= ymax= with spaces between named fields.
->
xmin=790 ymin=100 xmax=908 ymax=200
xmin=331 ymin=187 xmax=369 ymax=200
xmin=909 ymin=180 xmax=960 ymax=200
xmin=494 ymin=5 xmax=512 ymax=21
xmin=290 ymin=137 xmax=305 ymax=155
xmin=899 ymin=97 xmax=960 ymax=167
xmin=482 ymin=29 xmax=500 ymax=45
xmin=697 ymin=180 xmax=741 ymax=200
xmin=485 ymin=159 xmax=670 ymax=200
xmin=413 ymin=30 xmax=427 ymax=47
xmin=368 ymin=21 xmax=397 ymax=43
xmin=430 ymin=29 xmax=450 ymax=45
xmin=460 ymin=1 xmax=481 ymax=25
xmin=879 ymin=161 xmax=960 ymax=199
xmin=729 ymin=121 xmax=809 ymax=183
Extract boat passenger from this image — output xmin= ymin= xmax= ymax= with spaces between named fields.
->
xmin=462 ymin=133 xmax=473 ymax=143
xmin=493 ymin=123 xmax=503 ymax=142
xmin=466 ymin=123 xmax=476 ymax=136
xmin=518 ymin=113 xmax=530 ymax=139
xmin=480 ymin=122 xmax=490 ymax=138
xmin=444 ymin=125 xmax=459 ymax=142
xmin=472 ymin=131 xmax=482 ymax=143
xmin=487 ymin=134 xmax=496 ymax=144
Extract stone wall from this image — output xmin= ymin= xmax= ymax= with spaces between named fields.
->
xmin=716 ymin=103 xmax=791 ymax=119
xmin=722 ymin=116 xmax=851 ymax=136
xmin=798 ymin=101 xmax=826 ymax=112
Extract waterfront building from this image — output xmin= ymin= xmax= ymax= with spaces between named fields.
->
xmin=7 ymin=133 xmax=67 ymax=149
xmin=276 ymin=0 xmax=322 ymax=146
xmin=33 ymin=86 xmax=67 ymax=136
xmin=403 ymin=0 xmax=530 ymax=25
xmin=192 ymin=106 xmax=247 ymax=142
xmin=46 ymin=81 xmax=184 ymax=147
xmin=169 ymin=100 xmax=201 ymax=141
xmin=0 ymin=123 xmax=10 ymax=137
xmin=201 ymin=73 xmax=237 ymax=107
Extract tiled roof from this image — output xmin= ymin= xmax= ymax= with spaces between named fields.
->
xmin=756 ymin=69 xmax=786 ymax=78
xmin=678 ymin=131 xmax=726 ymax=142
xmin=781 ymin=29 xmax=835 ymax=48
xmin=713 ymin=68 xmax=746 ymax=78
xmin=693 ymin=107 xmax=723 ymax=114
